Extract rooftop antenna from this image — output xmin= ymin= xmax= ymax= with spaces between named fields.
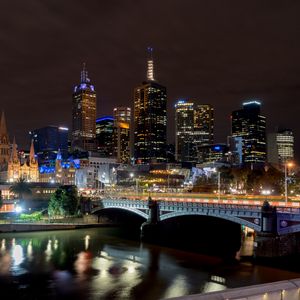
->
xmin=80 ymin=62 xmax=90 ymax=83
xmin=147 ymin=47 xmax=155 ymax=81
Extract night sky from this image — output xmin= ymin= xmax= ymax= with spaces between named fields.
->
xmin=1 ymin=1 xmax=300 ymax=158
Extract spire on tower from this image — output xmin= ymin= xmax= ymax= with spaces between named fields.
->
xmin=147 ymin=47 xmax=155 ymax=81
xmin=29 ymin=139 xmax=36 ymax=164
xmin=0 ymin=111 xmax=10 ymax=145
xmin=80 ymin=62 xmax=90 ymax=83
xmin=0 ymin=111 xmax=8 ymax=135
xmin=56 ymin=148 xmax=62 ymax=161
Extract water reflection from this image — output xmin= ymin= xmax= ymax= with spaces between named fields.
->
xmin=84 ymin=235 xmax=90 ymax=250
xmin=27 ymin=240 xmax=33 ymax=261
xmin=0 ymin=228 xmax=299 ymax=300
xmin=0 ymin=239 xmax=5 ymax=253
xmin=74 ymin=251 xmax=93 ymax=277
xmin=12 ymin=244 xmax=23 ymax=266
xmin=45 ymin=239 xmax=52 ymax=261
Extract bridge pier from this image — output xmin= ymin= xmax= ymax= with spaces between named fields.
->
xmin=140 ymin=197 xmax=160 ymax=242
xmin=254 ymin=232 xmax=300 ymax=258
xmin=254 ymin=201 xmax=300 ymax=258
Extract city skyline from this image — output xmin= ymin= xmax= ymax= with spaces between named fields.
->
xmin=1 ymin=1 xmax=300 ymax=159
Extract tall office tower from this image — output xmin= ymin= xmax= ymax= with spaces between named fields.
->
xmin=194 ymin=104 xmax=214 ymax=146
xmin=29 ymin=126 xmax=69 ymax=162
xmin=175 ymin=100 xmax=195 ymax=162
xmin=72 ymin=64 xmax=97 ymax=152
xmin=231 ymin=100 xmax=266 ymax=165
xmin=267 ymin=128 xmax=294 ymax=166
xmin=96 ymin=116 xmax=114 ymax=157
xmin=134 ymin=48 xmax=167 ymax=164
xmin=113 ymin=107 xmax=131 ymax=164
xmin=0 ymin=111 xmax=10 ymax=171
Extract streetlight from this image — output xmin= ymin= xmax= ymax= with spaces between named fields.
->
xmin=213 ymin=168 xmax=221 ymax=201
xmin=217 ymin=171 xmax=221 ymax=201
xmin=284 ymin=162 xmax=294 ymax=203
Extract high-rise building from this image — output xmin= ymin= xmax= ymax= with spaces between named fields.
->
xmin=0 ymin=111 xmax=10 ymax=172
xmin=267 ymin=128 xmax=294 ymax=166
xmin=113 ymin=107 xmax=131 ymax=164
xmin=134 ymin=48 xmax=167 ymax=164
xmin=231 ymin=100 xmax=266 ymax=165
xmin=194 ymin=104 xmax=214 ymax=146
xmin=96 ymin=116 xmax=114 ymax=157
xmin=175 ymin=100 xmax=195 ymax=162
xmin=72 ymin=64 xmax=97 ymax=152
xmin=29 ymin=126 xmax=69 ymax=162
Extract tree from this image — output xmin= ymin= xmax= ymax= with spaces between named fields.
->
xmin=48 ymin=185 xmax=79 ymax=218
xmin=9 ymin=178 xmax=32 ymax=205
xmin=193 ymin=175 xmax=217 ymax=193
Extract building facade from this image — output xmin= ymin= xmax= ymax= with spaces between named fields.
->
xmin=134 ymin=48 xmax=167 ymax=164
xmin=194 ymin=104 xmax=214 ymax=146
xmin=267 ymin=129 xmax=294 ymax=166
xmin=72 ymin=64 xmax=97 ymax=152
xmin=39 ymin=150 xmax=77 ymax=185
xmin=96 ymin=116 xmax=114 ymax=157
xmin=231 ymin=100 xmax=266 ymax=165
xmin=196 ymin=143 xmax=229 ymax=164
xmin=113 ymin=107 xmax=131 ymax=164
xmin=175 ymin=100 xmax=195 ymax=162
xmin=7 ymin=139 xmax=39 ymax=182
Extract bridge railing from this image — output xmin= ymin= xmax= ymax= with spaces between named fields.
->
xmin=93 ymin=196 xmax=300 ymax=215
xmin=95 ymin=198 xmax=263 ymax=212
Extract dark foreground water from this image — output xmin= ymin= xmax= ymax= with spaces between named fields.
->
xmin=0 ymin=227 xmax=300 ymax=300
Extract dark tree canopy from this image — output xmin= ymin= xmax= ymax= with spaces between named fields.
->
xmin=48 ymin=185 xmax=79 ymax=217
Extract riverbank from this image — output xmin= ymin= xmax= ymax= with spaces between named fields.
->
xmin=0 ymin=222 xmax=115 ymax=233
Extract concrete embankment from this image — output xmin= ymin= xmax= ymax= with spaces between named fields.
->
xmin=0 ymin=222 xmax=113 ymax=233
xmin=168 ymin=278 xmax=300 ymax=300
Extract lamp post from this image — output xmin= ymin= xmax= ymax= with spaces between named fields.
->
xmin=136 ymin=178 xmax=138 ymax=195
xmin=218 ymin=171 xmax=221 ymax=201
xmin=284 ymin=162 xmax=293 ymax=203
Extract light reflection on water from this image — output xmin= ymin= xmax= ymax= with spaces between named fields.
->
xmin=0 ymin=228 xmax=299 ymax=300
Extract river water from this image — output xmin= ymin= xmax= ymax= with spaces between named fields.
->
xmin=0 ymin=227 xmax=300 ymax=300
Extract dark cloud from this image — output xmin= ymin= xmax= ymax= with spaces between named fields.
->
xmin=1 ymin=0 xmax=300 ymax=158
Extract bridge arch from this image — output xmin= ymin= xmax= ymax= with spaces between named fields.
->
xmin=92 ymin=206 xmax=148 ymax=220
xmin=160 ymin=211 xmax=261 ymax=231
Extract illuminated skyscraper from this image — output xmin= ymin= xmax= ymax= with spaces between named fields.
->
xmin=175 ymin=100 xmax=194 ymax=162
xmin=72 ymin=64 xmax=97 ymax=152
xmin=113 ymin=107 xmax=131 ymax=164
xmin=194 ymin=104 xmax=214 ymax=145
xmin=96 ymin=116 xmax=114 ymax=157
xmin=267 ymin=129 xmax=294 ymax=166
xmin=232 ymin=100 xmax=266 ymax=165
xmin=134 ymin=48 xmax=167 ymax=163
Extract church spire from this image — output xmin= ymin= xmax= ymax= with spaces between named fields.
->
xmin=29 ymin=139 xmax=36 ymax=164
xmin=80 ymin=62 xmax=90 ymax=83
xmin=147 ymin=47 xmax=155 ymax=81
xmin=0 ymin=111 xmax=7 ymax=134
